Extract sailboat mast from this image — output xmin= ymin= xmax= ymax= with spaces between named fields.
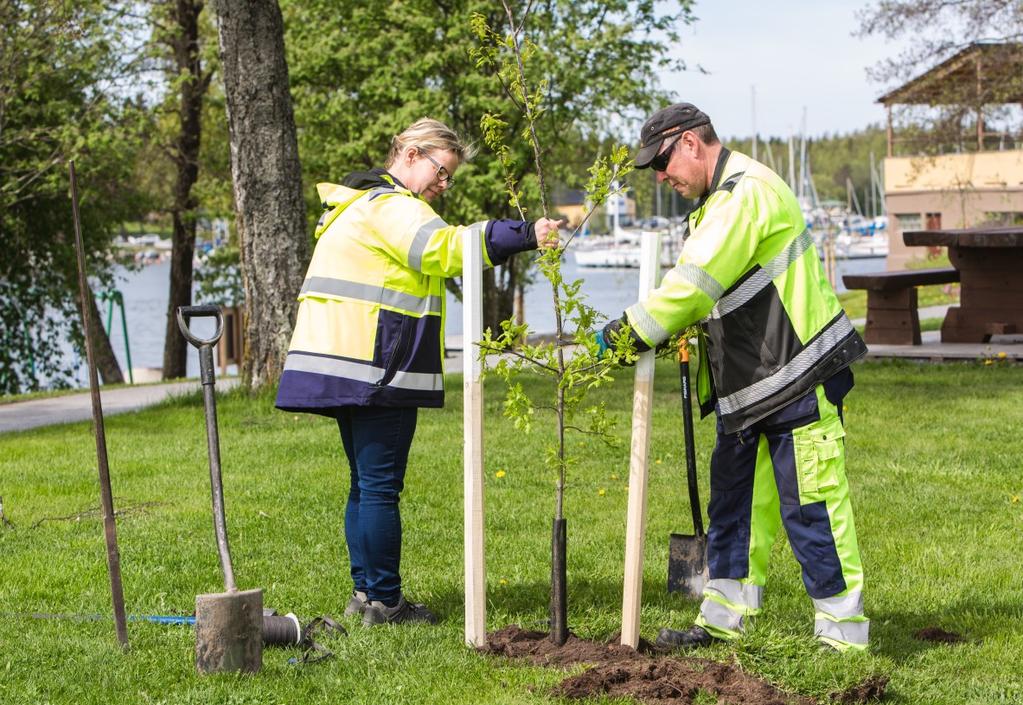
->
xmin=751 ymin=85 xmax=758 ymax=161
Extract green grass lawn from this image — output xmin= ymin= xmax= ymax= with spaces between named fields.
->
xmin=1 ymin=360 xmax=1021 ymax=704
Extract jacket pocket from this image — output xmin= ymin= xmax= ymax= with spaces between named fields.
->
xmin=791 ymin=415 xmax=845 ymax=504
xmin=376 ymin=316 xmax=413 ymax=387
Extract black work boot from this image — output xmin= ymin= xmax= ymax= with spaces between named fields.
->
xmin=655 ymin=625 xmax=716 ymax=650
xmin=362 ymin=595 xmax=438 ymax=626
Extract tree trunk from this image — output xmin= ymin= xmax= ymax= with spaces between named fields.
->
xmin=213 ymin=0 xmax=308 ymax=389
xmin=83 ymin=284 xmax=125 ymax=386
xmin=162 ymin=0 xmax=208 ymax=380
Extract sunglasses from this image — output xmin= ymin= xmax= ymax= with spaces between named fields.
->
xmin=419 ymin=150 xmax=455 ymax=187
xmin=650 ymin=135 xmax=681 ymax=172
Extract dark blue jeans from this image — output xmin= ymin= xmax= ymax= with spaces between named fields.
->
xmin=336 ymin=406 xmax=418 ymax=606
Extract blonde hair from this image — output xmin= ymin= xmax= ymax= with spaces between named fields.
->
xmin=386 ymin=118 xmax=477 ymax=167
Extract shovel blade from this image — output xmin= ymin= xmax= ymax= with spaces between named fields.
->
xmin=668 ymin=533 xmax=709 ymax=600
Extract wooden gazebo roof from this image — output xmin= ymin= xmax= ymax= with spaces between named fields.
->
xmin=877 ymin=42 xmax=1023 ymax=156
xmin=878 ymin=42 xmax=1023 ymax=106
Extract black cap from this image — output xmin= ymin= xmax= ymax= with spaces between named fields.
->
xmin=634 ymin=103 xmax=711 ymax=169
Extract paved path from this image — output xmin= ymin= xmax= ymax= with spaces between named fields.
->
xmin=0 ymin=378 xmax=239 ymax=434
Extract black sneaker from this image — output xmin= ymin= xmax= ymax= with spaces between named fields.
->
xmin=655 ymin=625 xmax=716 ymax=650
xmin=344 ymin=590 xmax=368 ymax=617
xmin=362 ymin=595 xmax=438 ymax=626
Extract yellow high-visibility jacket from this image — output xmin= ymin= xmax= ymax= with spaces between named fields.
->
xmin=276 ymin=169 xmax=537 ymax=412
xmin=603 ymin=150 xmax=866 ymax=432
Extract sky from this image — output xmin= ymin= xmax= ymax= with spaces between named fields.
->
xmin=655 ymin=0 xmax=911 ymax=140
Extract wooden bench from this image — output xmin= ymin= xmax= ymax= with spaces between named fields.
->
xmin=842 ymin=268 xmax=960 ymax=345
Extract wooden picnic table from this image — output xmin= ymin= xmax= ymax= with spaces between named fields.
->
xmin=903 ymin=226 xmax=1023 ymax=343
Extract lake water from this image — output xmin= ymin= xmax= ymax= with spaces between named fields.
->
xmin=73 ymin=254 xmax=886 ymax=386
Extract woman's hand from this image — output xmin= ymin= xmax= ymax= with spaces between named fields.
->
xmin=534 ymin=218 xmax=565 ymax=249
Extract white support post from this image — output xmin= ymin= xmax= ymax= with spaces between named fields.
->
xmin=621 ymin=230 xmax=662 ymax=648
xmin=463 ymin=226 xmax=487 ymax=647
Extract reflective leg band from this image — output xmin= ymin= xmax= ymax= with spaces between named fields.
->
xmin=695 ymin=578 xmax=763 ymax=639
xmin=813 ymin=590 xmax=868 ymax=651
xmin=815 ymin=615 xmax=870 ymax=651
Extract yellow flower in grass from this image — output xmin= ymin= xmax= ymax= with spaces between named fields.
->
xmin=997 ymin=351 xmax=1007 ymax=359
xmin=598 ymin=488 xmax=606 ymax=497
xmin=610 ymin=474 xmax=619 ymax=481
xmin=495 ymin=470 xmax=506 ymax=479
xmin=499 ymin=578 xmax=508 ymax=586
xmin=1012 ymin=495 xmax=1020 ymax=504
xmin=984 ymin=359 xmax=994 ymax=366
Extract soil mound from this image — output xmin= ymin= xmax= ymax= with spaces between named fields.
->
xmin=913 ymin=627 xmax=965 ymax=643
xmin=829 ymin=675 xmax=890 ymax=703
xmin=481 ymin=625 xmax=817 ymax=705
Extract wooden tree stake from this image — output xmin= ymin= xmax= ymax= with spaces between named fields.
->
xmin=621 ymin=231 xmax=662 ymax=648
xmin=463 ymin=226 xmax=487 ymax=647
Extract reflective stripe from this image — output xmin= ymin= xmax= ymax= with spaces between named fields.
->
xmin=367 ymin=186 xmax=396 ymax=201
xmin=668 ymin=262 xmax=725 ymax=301
xmin=300 ymin=277 xmax=442 ymax=315
xmin=710 ymin=229 xmax=813 ymax=319
xmin=626 ymin=302 xmax=670 ymax=345
xmin=408 ymin=217 xmax=448 ymax=270
xmin=699 ymin=597 xmax=745 ymax=633
xmin=815 ymin=617 xmax=869 ymax=646
xmin=717 ymin=315 xmax=855 ymax=416
xmin=813 ymin=591 xmax=864 ymax=620
xmin=705 ymin=579 xmax=763 ymax=610
xmin=284 ymin=352 xmax=443 ymax=392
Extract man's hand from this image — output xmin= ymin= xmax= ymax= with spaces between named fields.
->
xmin=593 ymin=330 xmax=611 ymax=358
xmin=534 ymin=218 xmax=565 ymax=249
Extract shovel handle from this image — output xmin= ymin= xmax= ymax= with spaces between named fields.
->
xmin=678 ymin=345 xmax=704 ymax=538
xmin=678 ymin=336 xmax=690 ymax=364
xmin=176 ymin=305 xmax=225 ymax=348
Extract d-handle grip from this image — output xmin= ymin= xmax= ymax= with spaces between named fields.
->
xmin=176 ymin=305 xmax=225 ymax=348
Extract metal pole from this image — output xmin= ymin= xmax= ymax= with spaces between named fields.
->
xmin=118 ymin=293 xmax=134 ymax=385
xmin=69 ymin=160 xmax=129 ymax=649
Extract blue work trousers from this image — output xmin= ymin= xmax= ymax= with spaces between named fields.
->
xmin=336 ymin=406 xmax=418 ymax=606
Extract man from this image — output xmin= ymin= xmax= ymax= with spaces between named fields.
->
xmin=599 ymin=103 xmax=869 ymax=652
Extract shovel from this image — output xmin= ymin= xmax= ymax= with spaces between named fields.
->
xmin=177 ymin=305 xmax=263 ymax=674
xmin=667 ymin=338 xmax=709 ymax=599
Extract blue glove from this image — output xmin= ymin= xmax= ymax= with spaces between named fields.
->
xmin=594 ymin=330 xmax=610 ymax=357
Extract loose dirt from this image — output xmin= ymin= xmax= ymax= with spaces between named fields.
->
xmin=481 ymin=625 xmax=819 ymax=704
xmin=829 ymin=675 xmax=890 ymax=704
xmin=913 ymin=627 xmax=966 ymax=644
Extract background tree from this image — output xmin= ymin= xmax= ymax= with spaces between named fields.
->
xmin=212 ymin=0 xmax=308 ymax=388
xmin=281 ymin=0 xmax=696 ymax=331
xmin=0 ymin=0 xmax=145 ymax=394
xmin=145 ymin=0 xmax=215 ymax=380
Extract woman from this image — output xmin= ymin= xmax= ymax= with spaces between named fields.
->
xmin=276 ymin=118 xmax=562 ymax=625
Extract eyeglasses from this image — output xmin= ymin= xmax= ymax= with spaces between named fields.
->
xmin=650 ymin=135 xmax=681 ymax=172
xmin=419 ymin=150 xmax=455 ymax=187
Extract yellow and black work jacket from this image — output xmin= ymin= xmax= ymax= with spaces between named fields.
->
xmin=604 ymin=150 xmax=866 ymax=433
xmin=276 ymin=169 xmax=538 ymax=413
